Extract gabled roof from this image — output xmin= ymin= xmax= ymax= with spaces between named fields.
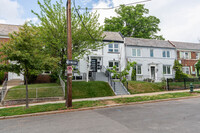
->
xmin=102 ymin=31 xmax=124 ymax=42
xmin=125 ymin=37 xmax=175 ymax=49
xmin=0 ymin=24 xmax=21 ymax=37
xmin=170 ymin=41 xmax=200 ymax=50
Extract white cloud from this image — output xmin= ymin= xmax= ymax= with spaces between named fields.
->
xmin=0 ymin=0 xmax=37 ymax=25
xmin=0 ymin=0 xmax=25 ymax=24
xmin=92 ymin=0 xmax=200 ymax=43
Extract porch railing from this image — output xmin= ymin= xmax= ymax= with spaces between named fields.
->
xmin=0 ymin=78 xmax=8 ymax=103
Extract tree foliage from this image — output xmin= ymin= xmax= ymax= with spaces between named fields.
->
xmin=173 ymin=60 xmax=188 ymax=79
xmin=104 ymin=4 xmax=164 ymax=40
xmin=31 ymin=0 xmax=105 ymax=77
xmin=0 ymin=23 xmax=58 ymax=108
xmin=108 ymin=61 xmax=136 ymax=83
xmin=195 ymin=60 xmax=200 ymax=77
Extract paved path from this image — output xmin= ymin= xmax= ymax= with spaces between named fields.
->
xmin=1 ymin=88 xmax=200 ymax=109
xmin=1 ymin=97 xmax=200 ymax=133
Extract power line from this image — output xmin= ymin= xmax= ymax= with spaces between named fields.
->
xmin=73 ymin=0 xmax=97 ymax=41
xmin=79 ymin=0 xmax=151 ymax=10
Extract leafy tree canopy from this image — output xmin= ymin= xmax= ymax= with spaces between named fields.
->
xmin=104 ymin=4 xmax=164 ymax=40
xmin=31 ymin=0 xmax=105 ymax=76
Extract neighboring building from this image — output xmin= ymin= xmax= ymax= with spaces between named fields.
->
xmin=125 ymin=38 xmax=176 ymax=82
xmin=75 ymin=31 xmax=126 ymax=81
xmin=0 ymin=24 xmax=24 ymax=81
xmin=170 ymin=41 xmax=200 ymax=76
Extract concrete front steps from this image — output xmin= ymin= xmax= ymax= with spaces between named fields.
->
xmin=112 ymin=82 xmax=130 ymax=95
xmin=94 ymin=72 xmax=130 ymax=95
xmin=7 ymin=79 xmax=24 ymax=86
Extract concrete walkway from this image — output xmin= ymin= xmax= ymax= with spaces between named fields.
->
xmin=0 ymin=88 xmax=199 ymax=109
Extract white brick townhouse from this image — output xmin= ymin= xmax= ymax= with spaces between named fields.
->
xmin=125 ymin=37 xmax=176 ymax=82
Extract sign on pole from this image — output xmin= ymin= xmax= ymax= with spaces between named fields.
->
xmin=67 ymin=66 xmax=73 ymax=74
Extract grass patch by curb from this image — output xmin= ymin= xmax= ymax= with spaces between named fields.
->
xmin=128 ymin=81 xmax=165 ymax=94
xmin=113 ymin=92 xmax=196 ymax=103
xmin=0 ymin=92 xmax=199 ymax=117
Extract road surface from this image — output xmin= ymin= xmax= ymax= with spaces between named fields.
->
xmin=1 ymin=98 xmax=200 ymax=133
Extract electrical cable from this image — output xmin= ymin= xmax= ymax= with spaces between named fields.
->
xmin=73 ymin=0 xmax=97 ymax=41
xmin=79 ymin=0 xmax=151 ymax=10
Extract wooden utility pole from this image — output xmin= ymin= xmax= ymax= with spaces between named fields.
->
xmin=66 ymin=0 xmax=72 ymax=107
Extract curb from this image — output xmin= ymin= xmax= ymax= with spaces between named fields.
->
xmin=0 ymin=95 xmax=200 ymax=120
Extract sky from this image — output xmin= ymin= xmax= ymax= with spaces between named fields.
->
xmin=0 ymin=0 xmax=200 ymax=43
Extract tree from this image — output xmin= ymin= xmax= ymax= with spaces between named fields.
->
xmin=195 ymin=60 xmax=200 ymax=77
xmin=108 ymin=61 xmax=136 ymax=83
xmin=173 ymin=60 xmax=188 ymax=79
xmin=104 ymin=4 xmax=164 ymax=40
xmin=31 ymin=0 xmax=105 ymax=77
xmin=0 ymin=23 xmax=58 ymax=108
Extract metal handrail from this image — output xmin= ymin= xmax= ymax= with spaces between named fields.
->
xmin=1 ymin=78 xmax=8 ymax=102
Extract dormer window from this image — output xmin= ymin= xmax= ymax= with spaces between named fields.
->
xmin=108 ymin=43 xmax=119 ymax=53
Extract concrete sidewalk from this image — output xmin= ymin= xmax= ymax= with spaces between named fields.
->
xmin=0 ymin=88 xmax=200 ymax=109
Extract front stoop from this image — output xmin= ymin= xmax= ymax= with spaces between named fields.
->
xmin=7 ymin=79 xmax=24 ymax=86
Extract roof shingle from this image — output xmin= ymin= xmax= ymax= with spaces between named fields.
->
xmin=102 ymin=31 xmax=124 ymax=42
xmin=170 ymin=41 xmax=200 ymax=50
xmin=0 ymin=24 xmax=20 ymax=36
xmin=125 ymin=37 xmax=175 ymax=48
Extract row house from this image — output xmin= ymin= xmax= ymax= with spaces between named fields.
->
xmin=1 ymin=23 xmax=200 ymax=82
xmin=0 ymin=24 xmax=24 ymax=81
xmin=171 ymin=41 xmax=200 ymax=76
xmin=125 ymin=38 xmax=176 ymax=82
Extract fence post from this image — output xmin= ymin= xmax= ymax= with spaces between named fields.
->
xmin=184 ymin=78 xmax=186 ymax=89
xmin=114 ymin=81 xmax=115 ymax=92
xmin=127 ymin=81 xmax=128 ymax=89
xmin=166 ymin=78 xmax=169 ymax=91
xmin=36 ymin=88 xmax=38 ymax=99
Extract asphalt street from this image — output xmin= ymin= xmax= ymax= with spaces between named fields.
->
xmin=1 ymin=98 xmax=200 ymax=133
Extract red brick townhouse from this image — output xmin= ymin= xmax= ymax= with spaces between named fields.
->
xmin=0 ymin=24 xmax=51 ymax=83
xmin=169 ymin=41 xmax=200 ymax=76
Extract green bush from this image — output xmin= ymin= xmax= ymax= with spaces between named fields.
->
xmin=0 ymin=71 xmax=5 ymax=84
xmin=50 ymin=72 xmax=59 ymax=83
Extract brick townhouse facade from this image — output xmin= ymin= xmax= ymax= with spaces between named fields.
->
xmin=170 ymin=41 xmax=200 ymax=76
xmin=0 ymin=24 xmax=51 ymax=83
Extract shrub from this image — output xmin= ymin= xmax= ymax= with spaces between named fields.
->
xmin=0 ymin=71 xmax=5 ymax=84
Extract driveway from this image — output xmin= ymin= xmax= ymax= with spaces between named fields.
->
xmin=1 ymin=97 xmax=200 ymax=133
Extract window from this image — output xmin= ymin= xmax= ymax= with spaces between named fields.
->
xmin=196 ymin=53 xmax=200 ymax=59
xmin=163 ymin=50 xmax=170 ymax=58
xmin=163 ymin=65 xmax=171 ymax=74
xmin=109 ymin=61 xmax=119 ymax=71
xmin=136 ymin=65 xmax=142 ymax=75
xmin=132 ymin=49 xmax=141 ymax=57
xmin=150 ymin=49 xmax=154 ymax=57
xmin=180 ymin=52 xmax=191 ymax=59
xmin=108 ymin=43 xmax=119 ymax=53
xmin=182 ymin=67 xmax=190 ymax=74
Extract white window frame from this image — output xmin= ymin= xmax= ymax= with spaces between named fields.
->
xmin=108 ymin=61 xmax=119 ymax=71
xmin=136 ymin=65 xmax=142 ymax=75
xmin=162 ymin=50 xmax=170 ymax=58
xmin=108 ymin=43 xmax=119 ymax=53
xmin=182 ymin=67 xmax=190 ymax=74
xmin=132 ymin=48 xmax=141 ymax=57
xmin=163 ymin=65 xmax=171 ymax=75
xmin=150 ymin=49 xmax=154 ymax=57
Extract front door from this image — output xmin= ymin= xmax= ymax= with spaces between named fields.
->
xmin=91 ymin=59 xmax=97 ymax=72
xmin=151 ymin=66 xmax=155 ymax=80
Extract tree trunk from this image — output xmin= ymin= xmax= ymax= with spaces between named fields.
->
xmin=25 ymin=73 xmax=29 ymax=108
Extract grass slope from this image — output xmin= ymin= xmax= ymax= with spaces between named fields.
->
xmin=5 ymin=81 xmax=114 ymax=100
xmin=128 ymin=81 xmax=165 ymax=94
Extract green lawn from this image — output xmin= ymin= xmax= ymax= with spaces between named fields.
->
xmin=0 ymin=92 xmax=198 ymax=117
xmin=5 ymin=81 xmax=114 ymax=100
xmin=127 ymin=81 xmax=165 ymax=94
